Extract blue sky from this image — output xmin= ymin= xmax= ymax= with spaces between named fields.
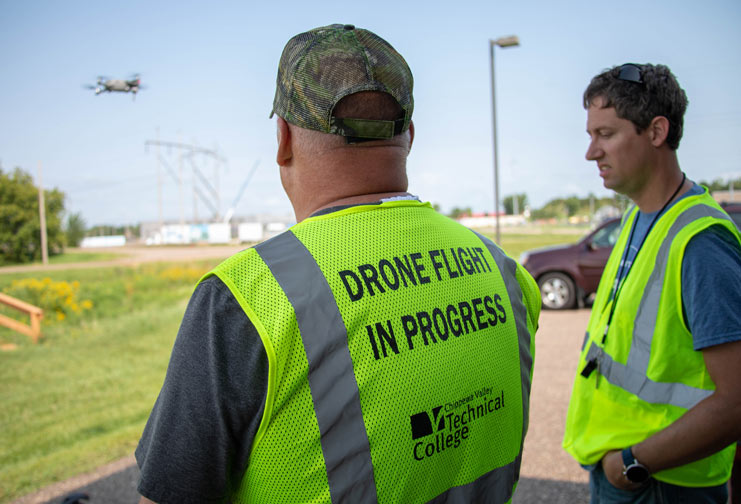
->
xmin=1 ymin=0 xmax=740 ymax=226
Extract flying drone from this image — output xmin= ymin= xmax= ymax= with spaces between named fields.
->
xmin=84 ymin=74 xmax=144 ymax=100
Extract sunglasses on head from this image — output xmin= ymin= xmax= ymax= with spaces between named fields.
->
xmin=617 ymin=63 xmax=643 ymax=84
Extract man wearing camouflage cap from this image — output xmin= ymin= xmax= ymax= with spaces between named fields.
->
xmin=136 ymin=24 xmax=540 ymax=504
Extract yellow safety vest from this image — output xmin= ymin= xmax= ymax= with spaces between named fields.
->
xmin=205 ymin=200 xmax=540 ymax=503
xmin=563 ymin=189 xmax=740 ymax=486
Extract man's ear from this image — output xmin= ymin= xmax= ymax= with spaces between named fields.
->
xmin=649 ymin=116 xmax=670 ymax=147
xmin=276 ymin=117 xmax=293 ymax=166
xmin=407 ymin=120 xmax=415 ymax=153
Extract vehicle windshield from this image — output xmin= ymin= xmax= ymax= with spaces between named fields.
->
xmin=589 ymin=220 xmax=621 ymax=248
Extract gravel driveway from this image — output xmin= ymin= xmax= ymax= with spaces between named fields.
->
xmin=514 ymin=309 xmax=591 ymax=503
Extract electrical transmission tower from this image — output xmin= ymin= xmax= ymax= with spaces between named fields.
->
xmin=145 ymin=136 xmax=227 ymax=228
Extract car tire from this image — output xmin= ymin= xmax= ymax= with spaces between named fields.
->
xmin=538 ymin=272 xmax=576 ymax=310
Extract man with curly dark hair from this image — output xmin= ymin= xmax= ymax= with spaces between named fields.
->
xmin=563 ymin=63 xmax=741 ymax=503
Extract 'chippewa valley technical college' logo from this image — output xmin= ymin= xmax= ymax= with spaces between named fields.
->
xmin=409 ymin=387 xmax=505 ymax=461
xmin=410 ymin=406 xmax=445 ymax=440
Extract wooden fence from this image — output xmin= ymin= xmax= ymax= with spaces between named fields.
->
xmin=0 ymin=292 xmax=43 ymax=343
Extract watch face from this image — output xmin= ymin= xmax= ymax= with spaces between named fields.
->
xmin=625 ymin=464 xmax=650 ymax=483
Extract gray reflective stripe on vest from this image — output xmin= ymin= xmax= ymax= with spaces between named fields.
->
xmin=475 ymin=232 xmax=533 ymax=446
xmin=427 ymin=455 xmax=520 ymax=504
xmin=425 ymin=233 xmax=531 ymax=504
xmin=628 ymin=205 xmax=731 ymax=372
xmin=583 ymin=340 xmax=712 ymax=409
xmin=258 ymin=230 xmax=531 ymax=504
xmin=588 ymin=204 xmax=731 ymax=410
xmin=256 ymin=231 xmax=378 ymax=504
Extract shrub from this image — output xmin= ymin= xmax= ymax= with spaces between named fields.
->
xmin=3 ymin=277 xmax=93 ymax=324
xmin=157 ymin=265 xmax=208 ymax=284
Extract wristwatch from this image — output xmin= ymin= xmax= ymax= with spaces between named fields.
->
xmin=621 ymin=446 xmax=650 ymax=484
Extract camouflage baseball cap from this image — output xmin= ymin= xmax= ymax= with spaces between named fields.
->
xmin=271 ymin=24 xmax=414 ymax=141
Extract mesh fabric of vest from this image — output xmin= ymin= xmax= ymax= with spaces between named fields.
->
xmin=210 ymin=200 xmax=534 ymax=503
xmin=563 ymin=190 xmax=740 ymax=486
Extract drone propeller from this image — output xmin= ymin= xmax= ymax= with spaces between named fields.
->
xmin=83 ymin=83 xmax=103 ymax=95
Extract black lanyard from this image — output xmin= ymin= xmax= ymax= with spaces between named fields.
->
xmin=581 ymin=172 xmax=686 ymax=378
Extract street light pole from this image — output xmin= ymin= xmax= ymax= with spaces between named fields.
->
xmin=489 ymin=35 xmax=519 ymax=245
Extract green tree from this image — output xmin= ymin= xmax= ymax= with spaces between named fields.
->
xmin=87 ymin=224 xmax=141 ymax=238
xmin=531 ymin=193 xmax=628 ymax=220
xmin=448 ymin=207 xmax=472 ymax=219
xmin=563 ymin=196 xmax=582 ymax=217
xmin=502 ymin=193 xmax=529 ymax=215
xmin=0 ymin=167 xmax=66 ymax=264
xmin=65 ymin=212 xmax=87 ymax=247
xmin=698 ymin=177 xmax=741 ymax=192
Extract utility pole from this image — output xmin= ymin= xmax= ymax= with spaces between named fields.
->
xmin=156 ymin=127 xmax=163 ymax=229
xmin=214 ymin=143 xmax=221 ymax=217
xmin=730 ymin=178 xmax=735 ymax=201
xmin=589 ymin=194 xmax=595 ymax=223
xmin=178 ymin=132 xmax=185 ymax=233
xmin=37 ymin=161 xmax=49 ymax=265
xmin=489 ymin=35 xmax=520 ymax=244
xmin=192 ymin=139 xmax=199 ymax=223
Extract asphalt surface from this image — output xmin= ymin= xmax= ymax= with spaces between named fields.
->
xmin=13 ymin=309 xmax=592 ymax=504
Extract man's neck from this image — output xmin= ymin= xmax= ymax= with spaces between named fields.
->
xmin=300 ymin=191 xmax=412 ymax=221
xmin=632 ymin=157 xmax=687 ymax=213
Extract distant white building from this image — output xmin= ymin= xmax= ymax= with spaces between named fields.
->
xmin=207 ymin=223 xmax=231 ymax=244
xmin=238 ymin=222 xmax=264 ymax=243
xmin=712 ymin=190 xmax=740 ymax=204
xmin=140 ymin=213 xmax=295 ymax=245
xmin=80 ymin=235 xmax=127 ymax=248
xmin=457 ymin=213 xmax=527 ymax=229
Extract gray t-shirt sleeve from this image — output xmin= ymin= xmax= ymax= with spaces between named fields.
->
xmin=682 ymin=224 xmax=741 ymax=350
xmin=136 ymin=275 xmax=268 ymax=504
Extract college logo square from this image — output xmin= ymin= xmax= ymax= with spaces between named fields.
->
xmin=410 ymin=406 xmax=444 ymax=440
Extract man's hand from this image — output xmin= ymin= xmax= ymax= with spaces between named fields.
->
xmin=602 ymin=450 xmax=644 ymax=491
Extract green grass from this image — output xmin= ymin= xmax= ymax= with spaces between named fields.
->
xmin=0 ymin=250 xmax=126 ymax=269
xmin=490 ymin=231 xmax=582 ymax=259
xmin=0 ymin=261 xmax=219 ymax=502
xmin=48 ymin=251 xmax=125 ymax=264
xmin=0 ymin=304 xmax=183 ymax=500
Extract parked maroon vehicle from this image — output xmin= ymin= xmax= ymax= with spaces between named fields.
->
xmin=521 ymin=203 xmax=741 ymax=310
xmin=721 ymin=202 xmax=741 ymax=230
xmin=519 ymin=218 xmax=621 ymax=310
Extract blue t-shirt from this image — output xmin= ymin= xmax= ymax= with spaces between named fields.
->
xmin=613 ymin=183 xmax=741 ymax=350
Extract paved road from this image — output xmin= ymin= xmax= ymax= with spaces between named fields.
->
xmin=514 ymin=309 xmax=591 ymax=503
xmin=13 ymin=309 xmax=592 ymax=504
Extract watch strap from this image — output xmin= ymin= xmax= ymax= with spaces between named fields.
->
xmin=621 ymin=446 xmax=650 ymax=483
xmin=621 ymin=446 xmax=636 ymax=467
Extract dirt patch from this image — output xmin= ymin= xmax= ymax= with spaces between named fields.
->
xmin=0 ymin=245 xmax=250 ymax=274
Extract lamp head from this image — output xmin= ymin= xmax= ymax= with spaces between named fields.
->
xmin=492 ymin=35 xmax=520 ymax=48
